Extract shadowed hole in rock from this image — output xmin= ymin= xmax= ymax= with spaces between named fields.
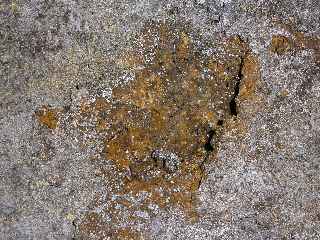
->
xmin=217 ymin=119 xmax=224 ymax=126
xmin=229 ymin=56 xmax=244 ymax=116
xmin=204 ymin=130 xmax=215 ymax=152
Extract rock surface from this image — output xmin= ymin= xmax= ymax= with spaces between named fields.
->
xmin=1 ymin=0 xmax=320 ymax=239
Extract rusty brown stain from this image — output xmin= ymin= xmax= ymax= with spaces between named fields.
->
xmin=239 ymin=53 xmax=261 ymax=100
xmin=271 ymin=20 xmax=320 ymax=61
xmin=73 ymin=21 xmax=261 ymax=237
xmin=270 ymin=35 xmax=292 ymax=55
xmin=102 ymin=25 xmax=247 ymax=219
xmin=115 ymin=228 xmax=142 ymax=240
xmin=35 ymin=106 xmax=59 ymax=129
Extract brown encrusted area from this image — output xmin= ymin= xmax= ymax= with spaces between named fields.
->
xmin=239 ymin=53 xmax=260 ymax=100
xmin=270 ymin=22 xmax=320 ymax=59
xmin=270 ymin=35 xmax=292 ymax=55
xmin=35 ymin=106 xmax=59 ymax=129
xmin=76 ymin=21 xmax=260 ymax=238
xmin=106 ymin=23 xmax=246 ymax=213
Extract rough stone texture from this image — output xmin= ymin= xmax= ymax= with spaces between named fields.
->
xmin=1 ymin=0 xmax=319 ymax=239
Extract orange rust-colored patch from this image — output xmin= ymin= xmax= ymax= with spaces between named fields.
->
xmin=78 ymin=212 xmax=110 ymax=239
xmin=101 ymin=22 xmax=250 ymax=219
xmin=239 ymin=53 xmax=260 ymax=100
xmin=35 ymin=106 xmax=59 ymax=129
xmin=270 ymin=20 xmax=320 ymax=60
xmin=119 ymin=163 xmax=203 ymax=221
xmin=270 ymin=35 xmax=292 ymax=55
xmin=76 ymin=21 xmax=260 ymax=237
xmin=115 ymin=228 xmax=142 ymax=240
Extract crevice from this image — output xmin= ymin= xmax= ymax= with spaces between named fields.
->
xmin=229 ymin=56 xmax=244 ymax=116
xmin=71 ymin=220 xmax=78 ymax=240
xmin=204 ymin=129 xmax=215 ymax=152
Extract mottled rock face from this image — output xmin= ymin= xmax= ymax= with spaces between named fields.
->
xmin=35 ymin=21 xmax=259 ymax=238
xmin=77 ymin=21 xmax=254 ymax=238
xmin=106 ymin=22 xmax=248 ymax=174
xmin=4 ymin=0 xmax=320 ymax=238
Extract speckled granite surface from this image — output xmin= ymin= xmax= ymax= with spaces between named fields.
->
xmin=1 ymin=1 xmax=320 ymax=239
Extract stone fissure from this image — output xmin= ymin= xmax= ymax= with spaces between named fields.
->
xmin=229 ymin=56 xmax=244 ymax=116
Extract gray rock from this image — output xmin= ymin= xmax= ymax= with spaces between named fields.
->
xmin=1 ymin=0 xmax=320 ymax=239
xmin=151 ymin=149 xmax=181 ymax=173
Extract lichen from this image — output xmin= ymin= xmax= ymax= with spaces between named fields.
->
xmin=35 ymin=106 xmax=59 ymax=129
xmin=270 ymin=21 xmax=320 ymax=60
xmin=239 ymin=53 xmax=260 ymax=100
xmin=270 ymin=35 xmax=292 ymax=55
xmin=71 ymin=21 xmax=260 ymax=238
xmin=102 ymin=24 xmax=247 ymax=218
